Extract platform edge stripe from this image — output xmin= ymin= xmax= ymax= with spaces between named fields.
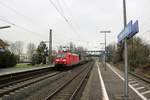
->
xmin=136 ymin=87 xmax=145 ymax=90
xmin=141 ymin=90 xmax=150 ymax=95
xmin=129 ymin=81 xmax=137 ymax=84
xmin=107 ymin=63 xmax=147 ymax=100
xmin=132 ymin=83 xmax=139 ymax=87
xmin=97 ymin=62 xmax=109 ymax=100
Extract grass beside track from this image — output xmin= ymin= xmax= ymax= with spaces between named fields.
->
xmin=15 ymin=63 xmax=48 ymax=68
xmin=110 ymin=62 xmax=150 ymax=80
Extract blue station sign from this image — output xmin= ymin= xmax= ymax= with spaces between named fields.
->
xmin=118 ymin=20 xmax=139 ymax=43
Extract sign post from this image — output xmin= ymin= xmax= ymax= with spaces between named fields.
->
xmin=118 ymin=19 xmax=139 ymax=100
xmin=118 ymin=17 xmax=139 ymax=100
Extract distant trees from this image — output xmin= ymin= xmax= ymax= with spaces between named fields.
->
xmin=106 ymin=43 xmax=118 ymax=63
xmin=107 ymin=43 xmax=124 ymax=63
xmin=69 ymin=42 xmax=76 ymax=52
xmin=31 ymin=41 xmax=48 ymax=65
xmin=0 ymin=40 xmax=18 ymax=68
xmin=10 ymin=41 xmax=24 ymax=55
xmin=9 ymin=41 xmax=24 ymax=62
xmin=0 ymin=50 xmax=17 ymax=68
xmin=107 ymin=36 xmax=150 ymax=69
xmin=127 ymin=37 xmax=150 ymax=68
xmin=27 ymin=43 xmax=36 ymax=61
xmin=31 ymin=41 xmax=87 ymax=65
xmin=77 ymin=46 xmax=87 ymax=55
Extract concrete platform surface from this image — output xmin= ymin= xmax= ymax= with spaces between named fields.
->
xmin=0 ymin=65 xmax=54 ymax=76
xmin=80 ymin=62 xmax=102 ymax=100
xmin=97 ymin=62 xmax=143 ymax=100
xmin=81 ymin=61 xmax=144 ymax=100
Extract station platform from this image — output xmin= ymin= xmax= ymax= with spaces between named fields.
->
xmin=0 ymin=65 xmax=54 ymax=76
xmin=81 ymin=61 xmax=143 ymax=100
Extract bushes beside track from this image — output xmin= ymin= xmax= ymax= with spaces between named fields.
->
xmin=107 ymin=37 xmax=150 ymax=78
xmin=0 ymin=50 xmax=18 ymax=68
xmin=107 ymin=37 xmax=150 ymax=69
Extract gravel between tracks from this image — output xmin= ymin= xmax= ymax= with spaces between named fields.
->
xmin=1 ymin=62 xmax=93 ymax=100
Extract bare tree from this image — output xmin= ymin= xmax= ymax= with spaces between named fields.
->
xmin=27 ymin=43 xmax=36 ymax=60
xmin=10 ymin=41 xmax=24 ymax=56
xmin=69 ymin=42 xmax=76 ymax=52
xmin=10 ymin=43 xmax=16 ymax=54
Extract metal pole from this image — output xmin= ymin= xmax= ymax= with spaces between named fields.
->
xmin=100 ymin=31 xmax=110 ymax=71
xmin=123 ymin=0 xmax=128 ymax=100
xmin=0 ymin=26 xmax=11 ymax=29
xmin=124 ymin=40 xmax=128 ymax=100
xmin=49 ymin=29 xmax=52 ymax=65
xmin=104 ymin=32 xmax=106 ymax=71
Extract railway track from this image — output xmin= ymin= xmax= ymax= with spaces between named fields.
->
xmin=45 ymin=61 xmax=94 ymax=100
xmin=109 ymin=63 xmax=150 ymax=99
xmin=0 ymin=61 xmax=92 ymax=100
xmin=0 ymin=71 xmax=61 ymax=99
xmin=129 ymin=72 xmax=150 ymax=84
xmin=128 ymin=72 xmax=150 ymax=100
xmin=0 ymin=66 xmax=62 ymax=100
xmin=0 ymin=67 xmax=54 ymax=88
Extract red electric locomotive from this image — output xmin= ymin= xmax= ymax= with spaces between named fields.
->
xmin=54 ymin=52 xmax=79 ymax=67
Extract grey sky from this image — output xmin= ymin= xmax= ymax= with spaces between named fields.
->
xmin=0 ymin=0 xmax=150 ymax=51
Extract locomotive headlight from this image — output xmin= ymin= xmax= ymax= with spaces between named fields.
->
xmin=62 ymin=59 xmax=66 ymax=62
xmin=56 ymin=59 xmax=59 ymax=61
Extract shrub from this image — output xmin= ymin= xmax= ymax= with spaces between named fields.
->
xmin=0 ymin=50 xmax=17 ymax=68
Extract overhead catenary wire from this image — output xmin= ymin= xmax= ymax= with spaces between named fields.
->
xmin=61 ymin=0 xmax=81 ymax=32
xmin=0 ymin=1 xmax=47 ymax=32
xmin=0 ymin=1 xmax=32 ymax=22
xmin=58 ymin=0 xmax=82 ymax=37
xmin=0 ymin=17 xmax=46 ymax=39
xmin=48 ymin=0 xmax=69 ymax=23
xmin=48 ymin=0 xmax=86 ymax=44
xmin=52 ymin=0 xmax=79 ymax=34
xmin=48 ymin=1 xmax=79 ymax=35
xmin=0 ymin=0 xmax=76 ymax=44
xmin=55 ymin=0 xmax=80 ymax=33
xmin=48 ymin=0 xmax=77 ymax=41
xmin=55 ymin=0 xmax=66 ymax=18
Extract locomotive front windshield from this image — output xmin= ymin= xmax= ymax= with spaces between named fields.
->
xmin=56 ymin=53 xmax=66 ymax=58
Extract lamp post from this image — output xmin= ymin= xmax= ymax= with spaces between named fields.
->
xmin=0 ymin=26 xmax=11 ymax=29
xmin=100 ymin=30 xmax=111 ymax=71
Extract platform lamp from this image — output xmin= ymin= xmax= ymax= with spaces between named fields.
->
xmin=99 ymin=30 xmax=111 ymax=71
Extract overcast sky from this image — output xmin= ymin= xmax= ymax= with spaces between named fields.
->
xmin=0 ymin=0 xmax=150 ymax=52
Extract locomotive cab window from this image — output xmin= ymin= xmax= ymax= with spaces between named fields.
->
xmin=56 ymin=53 xmax=65 ymax=58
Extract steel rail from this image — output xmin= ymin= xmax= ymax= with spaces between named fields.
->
xmin=0 ymin=71 xmax=61 ymax=97
xmin=69 ymin=62 xmax=93 ymax=100
xmin=0 ymin=71 xmax=53 ymax=89
xmin=45 ymin=62 xmax=93 ymax=100
xmin=0 ymin=67 xmax=54 ymax=88
xmin=129 ymin=72 xmax=150 ymax=84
